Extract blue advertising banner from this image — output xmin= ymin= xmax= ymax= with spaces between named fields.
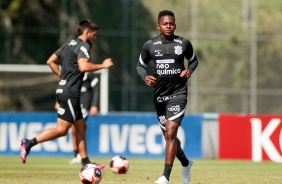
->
xmin=0 ymin=112 xmax=73 ymax=157
xmin=0 ymin=112 xmax=202 ymax=158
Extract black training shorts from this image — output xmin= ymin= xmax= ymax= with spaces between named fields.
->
xmin=154 ymin=93 xmax=187 ymax=131
xmin=56 ymin=94 xmax=83 ymax=123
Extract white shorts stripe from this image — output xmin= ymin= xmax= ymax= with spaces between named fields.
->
xmin=158 ymin=121 xmax=166 ymax=131
xmin=67 ymin=99 xmax=76 ymax=122
xmin=168 ymin=107 xmax=186 ymax=121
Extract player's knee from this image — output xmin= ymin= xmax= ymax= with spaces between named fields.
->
xmin=165 ymin=132 xmax=176 ymax=141
xmin=165 ymin=128 xmax=177 ymax=140
xmin=59 ymin=128 xmax=69 ymax=136
xmin=76 ymin=124 xmax=87 ymax=135
xmin=56 ymin=125 xmax=70 ymax=136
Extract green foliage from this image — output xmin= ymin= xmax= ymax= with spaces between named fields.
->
xmin=0 ymin=0 xmax=281 ymax=112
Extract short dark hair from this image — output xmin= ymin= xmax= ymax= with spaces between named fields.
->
xmin=77 ymin=20 xmax=98 ymax=36
xmin=158 ymin=10 xmax=175 ymax=20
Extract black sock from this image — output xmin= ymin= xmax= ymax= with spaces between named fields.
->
xmin=74 ymin=150 xmax=79 ymax=158
xmin=82 ymin=157 xmax=91 ymax=165
xmin=163 ymin=164 xmax=172 ymax=181
xmin=30 ymin=138 xmax=37 ymax=146
xmin=24 ymin=138 xmax=37 ymax=151
xmin=176 ymin=151 xmax=189 ymax=167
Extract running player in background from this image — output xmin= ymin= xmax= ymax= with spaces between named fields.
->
xmin=136 ymin=10 xmax=198 ymax=184
xmin=20 ymin=20 xmax=113 ymax=168
xmin=54 ymin=72 xmax=101 ymax=165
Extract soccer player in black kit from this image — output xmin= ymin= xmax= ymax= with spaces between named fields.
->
xmin=54 ymin=72 xmax=101 ymax=165
xmin=20 ymin=20 xmax=113 ymax=168
xmin=136 ymin=10 xmax=198 ymax=184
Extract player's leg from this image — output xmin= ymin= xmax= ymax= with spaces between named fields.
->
xmin=73 ymin=119 xmax=105 ymax=170
xmin=154 ymin=99 xmax=170 ymax=184
xmin=36 ymin=118 xmax=72 ymax=142
xmin=155 ymin=122 xmax=178 ymax=184
xmin=176 ymin=138 xmax=189 ymax=165
xmin=165 ymin=120 xmax=179 ymax=161
xmin=176 ymin=137 xmax=192 ymax=184
xmin=170 ymin=94 xmax=192 ymax=184
xmin=69 ymin=125 xmax=81 ymax=164
xmin=20 ymin=94 xmax=79 ymax=164
xmin=63 ymin=95 xmax=91 ymax=166
xmin=35 ymin=94 xmax=75 ymax=143
xmin=20 ymin=117 xmax=72 ymax=164
xmin=163 ymin=94 xmax=191 ymax=183
xmin=73 ymin=118 xmax=104 ymax=169
xmin=164 ymin=120 xmax=179 ymax=179
xmin=76 ymin=115 xmax=105 ymax=169
xmin=73 ymin=118 xmax=88 ymax=164
xmin=71 ymin=125 xmax=77 ymax=152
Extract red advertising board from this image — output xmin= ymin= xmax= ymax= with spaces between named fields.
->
xmin=219 ymin=114 xmax=282 ymax=162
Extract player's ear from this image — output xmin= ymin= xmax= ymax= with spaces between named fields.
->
xmin=157 ymin=24 xmax=160 ymax=30
xmin=86 ymin=29 xmax=91 ymax=37
xmin=84 ymin=30 xmax=88 ymax=38
xmin=86 ymin=30 xmax=90 ymax=39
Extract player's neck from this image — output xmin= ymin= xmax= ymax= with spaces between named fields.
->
xmin=160 ymin=34 xmax=174 ymax=41
xmin=78 ymin=35 xmax=87 ymax=43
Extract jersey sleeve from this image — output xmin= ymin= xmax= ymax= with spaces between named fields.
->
xmin=136 ymin=40 xmax=152 ymax=80
xmin=183 ymin=39 xmax=198 ymax=74
xmin=54 ymin=42 xmax=68 ymax=59
xmin=78 ymin=42 xmax=91 ymax=60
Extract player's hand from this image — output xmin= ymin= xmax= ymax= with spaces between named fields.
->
xmin=180 ymin=69 xmax=191 ymax=79
xmin=144 ymin=76 xmax=156 ymax=87
xmin=102 ymin=58 xmax=113 ymax=68
xmin=54 ymin=101 xmax=59 ymax=110
xmin=89 ymin=106 xmax=98 ymax=116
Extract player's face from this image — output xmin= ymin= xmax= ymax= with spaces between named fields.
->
xmin=86 ymin=30 xmax=97 ymax=46
xmin=157 ymin=15 xmax=176 ymax=37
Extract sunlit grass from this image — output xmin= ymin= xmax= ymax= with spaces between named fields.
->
xmin=0 ymin=156 xmax=281 ymax=184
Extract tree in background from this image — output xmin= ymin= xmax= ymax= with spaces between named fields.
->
xmin=0 ymin=0 xmax=282 ymax=113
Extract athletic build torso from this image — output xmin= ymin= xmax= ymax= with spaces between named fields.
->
xmin=137 ymin=35 xmax=197 ymax=97
xmin=55 ymin=38 xmax=91 ymax=98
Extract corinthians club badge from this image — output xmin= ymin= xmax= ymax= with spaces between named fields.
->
xmin=174 ymin=45 xmax=182 ymax=55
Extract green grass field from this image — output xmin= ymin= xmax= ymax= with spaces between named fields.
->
xmin=0 ymin=156 xmax=281 ymax=184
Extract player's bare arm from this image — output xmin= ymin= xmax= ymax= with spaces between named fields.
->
xmin=78 ymin=58 xmax=113 ymax=72
xmin=46 ymin=54 xmax=61 ymax=77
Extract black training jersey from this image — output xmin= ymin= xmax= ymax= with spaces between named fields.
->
xmin=54 ymin=38 xmax=91 ymax=98
xmin=137 ymin=34 xmax=198 ymax=97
